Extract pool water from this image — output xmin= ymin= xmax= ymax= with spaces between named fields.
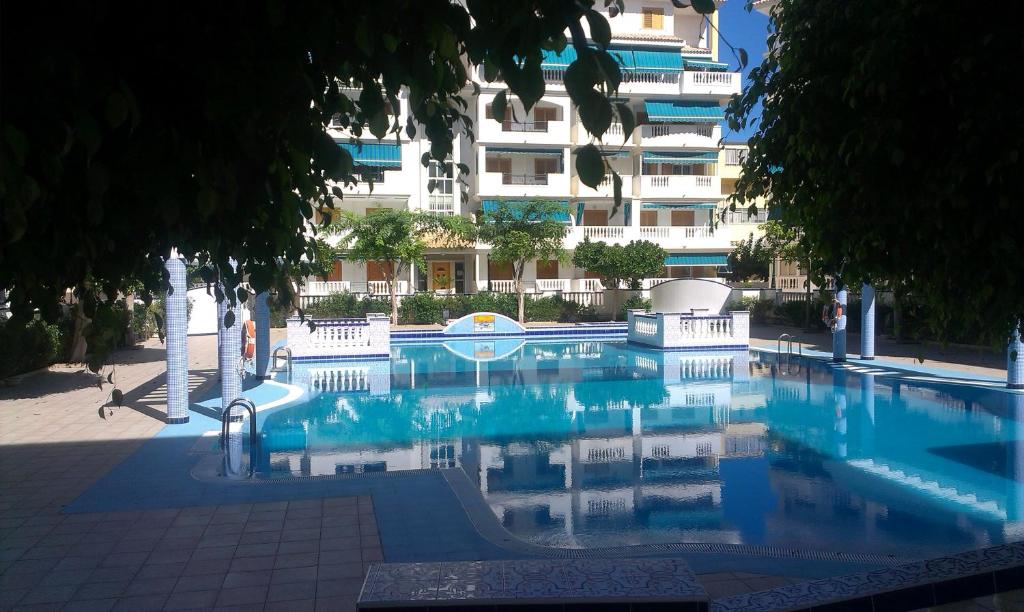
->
xmin=259 ymin=339 xmax=1024 ymax=558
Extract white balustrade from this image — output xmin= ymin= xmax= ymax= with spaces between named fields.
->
xmin=305 ymin=281 xmax=351 ymax=295
xmin=287 ymin=313 xmax=391 ymax=358
xmin=641 ymin=277 xmax=673 ymax=290
xmin=367 ymin=280 xmax=409 ymax=295
xmin=489 ymin=280 xmax=517 ymax=293
xmin=678 ymin=357 xmax=734 ymax=380
xmin=535 ymin=279 xmax=570 ymax=293
xmin=582 ymin=226 xmax=625 ymax=240
xmin=642 ymin=174 xmax=719 ymax=199
xmin=579 ymin=278 xmax=605 ymax=292
xmin=681 ymin=70 xmax=742 ymax=95
xmin=627 ymin=309 xmax=749 ymax=349
xmin=639 ymin=123 xmax=719 ymax=148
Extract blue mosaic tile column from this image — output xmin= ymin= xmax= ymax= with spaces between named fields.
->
xmin=254 ymin=292 xmax=270 ymax=379
xmin=832 ymin=286 xmax=848 ymax=362
xmin=164 ymin=256 xmax=189 ymax=424
xmin=860 ymin=283 xmax=875 ymax=360
xmin=833 ymin=369 xmax=848 ymax=458
xmin=218 ymin=268 xmax=242 ymax=413
xmin=1009 ymin=321 xmax=1024 ymax=389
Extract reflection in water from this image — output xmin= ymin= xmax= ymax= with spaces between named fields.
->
xmin=261 ymin=340 xmax=1024 ymax=557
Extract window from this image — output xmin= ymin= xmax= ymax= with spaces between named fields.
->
xmin=536 ymin=260 xmax=559 ymax=279
xmin=485 ymin=103 xmax=493 ymax=119
xmin=367 ymin=261 xmax=394 ymax=281
xmin=671 ymin=210 xmax=695 ymax=226
xmin=534 ymin=157 xmax=560 ymax=175
xmin=428 ymin=161 xmax=453 ymax=195
xmin=485 ymin=156 xmax=511 ymax=174
xmin=725 ymin=149 xmax=747 ymax=166
xmin=533 ymin=106 xmax=557 ymax=126
xmin=642 ymin=7 xmax=664 ymax=29
xmin=640 ymin=211 xmax=658 ymax=227
xmin=322 ymin=260 xmax=343 ymax=282
xmin=488 ymin=261 xmax=515 ymax=280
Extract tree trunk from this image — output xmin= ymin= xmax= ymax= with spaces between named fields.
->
xmin=516 ymin=275 xmax=525 ymax=324
xmin=388 ymin=273 xmax=398 ymax=325
xmin=803 ymin=256 xmax=812 ymax=329
xmin=69 ymin=300 xmax=89 ymax=363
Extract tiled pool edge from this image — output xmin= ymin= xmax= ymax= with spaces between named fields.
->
xmin=712 ymin=540 xmax=1024 ymax=611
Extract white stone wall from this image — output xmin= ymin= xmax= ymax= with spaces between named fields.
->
xmin=287 ymin=313 xmax=390 ymax=358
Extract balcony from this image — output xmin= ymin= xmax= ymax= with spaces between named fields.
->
xmin=479 ymin=170 xmax=570 ymax=198
xmin=478 ymin=117 xmax=571 ymax=146
xmin=641 ymin=175 xmax=721 ymax=200
xmin=574 ymin=122 xmax=633 ymax=146
xmin=574 ymin=174 xmax=635 ymax=199
xmin=638 ymin=124 xmax=720 ymax=149
xmin=618 ymin=71 xmax=682 ymax=96
xmin=564 ymin=225 xmax=729 ymax=250
xmin=680 ymin=71 xmax=742 ymax=96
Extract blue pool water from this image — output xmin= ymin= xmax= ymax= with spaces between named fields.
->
xmin=259 ymin=339 xmax=1024 ymax=558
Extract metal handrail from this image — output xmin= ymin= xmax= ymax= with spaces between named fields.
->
xmin=271 ymin=346 xmax=292 ymax=374
xmin=220 ymin=398 xmax=257 ymax=478
xmin=777 ymin=333 xmax=802 ymax=357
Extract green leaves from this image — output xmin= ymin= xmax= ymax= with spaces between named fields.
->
xmin=223 ymin=309 xmax=235 ymax=329
xmin=615 ymin=103 xmax=635 ymax=144
xmin=690 ymin=0 xmax=716 ymax=14
xmin=575 ymin=144 xmax=605 ymax=188
xmin=491 ymin=90 xmax=508 ymax=122
xmin=585 ymin=10 xmax=612 ymax=48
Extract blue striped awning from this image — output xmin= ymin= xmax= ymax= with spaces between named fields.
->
xmin=644 ymin=100 xmax=724 ymax=123
xmin=337 ymin=142 xmax=402 ymax=168
xmin=488 ymin=147 xmax=563 ymax=157
xmin=482 ymin=200 xmax=570 ymax=223
xmin=665 ymin=253 xmax=729 ymax=266
xmin=611 ymin=46 xmax=683 ymax=73
xmin=682 ymin=58 xmax=729 ymax=71
xmin=541 ymin=47 xmax=578 ymax=68
xmin=642 ymin=151 xmax=719 ymax=164
xmin=642 ymin=202 xmax=718 ymax=209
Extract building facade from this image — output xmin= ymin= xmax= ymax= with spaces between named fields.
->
xmin=308 ymin=0 xmax=764 ymax=300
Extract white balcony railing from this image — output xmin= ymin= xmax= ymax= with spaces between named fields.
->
xmin=566 ymin=225 xmax=727 ymax=250
xmin=479 ymin=170 xmax=570 ymax=198
xmin=577 ymin=278 xmax=605 ymax=292
xmin=680 ymin=71 xmax=742 ymax=96
xmin=638 ymin=124 xmax=719 ymax=148
xmin=642 ymin=174 xmax=720 ymax=199
xmin=428 ymin=194 xmax=455 ymax=216
xmin=576 ymin=174 xmax=635 ymax=199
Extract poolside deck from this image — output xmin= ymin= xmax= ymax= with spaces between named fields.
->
xmin=0 ymin=327 xmax=1015 ymax=610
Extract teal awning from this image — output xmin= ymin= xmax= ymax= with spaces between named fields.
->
xmin=576 ymin=201 xmax=585 ymax=226
xmin=337 ymin=141 xmax=402 ymax=168
xmin=611 ymin=46 xmax=683 ymax=73
xmin=482 ymin=200 xmax=570 ymax=223
xmin=644 ymin=100 xmax=724 ymax=123
xmin=488 ymin=147 xmax=563 ymax=157
xmin=601 ymin=149 xmax=632 ymax=158
xmin=642 ymin=202 xmax=718 ymax=209
xmin=624 ymin=201 xmax=632 ymax=226
xmin=642 ymin=151 xmax=719 ymax=164
xmin=541 ymin=46 xmax=578 ymax=68
xmin=682 ymin=58 xmax=729 ymax=71
xmin=665 ymin=253 xmax=729 ymax=266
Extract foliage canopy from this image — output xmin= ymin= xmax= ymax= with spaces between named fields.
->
xmin=728 ymin=0 xmax=1023 ymax=343
xmin=1 ymin=0 xmax=726 ymax=362
xmin=572 ymin=238 xmax=666 ymax=290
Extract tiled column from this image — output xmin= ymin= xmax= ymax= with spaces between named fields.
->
xmin=218 ymin=267 xmax=242 ymax=413
xmin=254 ymin=292 xmax=270 ymax=379
xmin=833 ymin=370 xmax=848 ymax=459
xmin=861 ymin=283 xmax=875 ymax=359
xmin=165 ymin=256 xmax=189 ymax=424
xmin=1009 ymin=321 xmax=1024 ymax=389
xmin=832 ymin=286 xmax=847 ymax=362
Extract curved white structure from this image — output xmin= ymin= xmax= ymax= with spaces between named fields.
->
xmin=650 ymin=278 xmax=732 ymax=315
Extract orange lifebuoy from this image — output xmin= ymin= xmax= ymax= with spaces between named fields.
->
xmin=242 ymin=320 xmax=256 ymax=360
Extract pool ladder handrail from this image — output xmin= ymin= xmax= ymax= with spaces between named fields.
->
xmin=271 ymin=346 xmax=292 ymax=375
xmin=220 ymin=397 xmax=258 ymax=478
xmin=777 ymin=333 xmax=802 ymax=357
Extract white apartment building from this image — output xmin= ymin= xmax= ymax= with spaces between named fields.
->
xmin=309 ymin=0 xmax=757 ymax=299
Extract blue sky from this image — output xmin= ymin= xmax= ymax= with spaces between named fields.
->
xmin=717 ymin=1 xmax=770 ymax=144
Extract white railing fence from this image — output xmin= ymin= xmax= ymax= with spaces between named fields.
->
xmin=627 ymin=310 xmax=750 ymax=349
xmin=287 ymin=314 xmax=391 ymax=358
xmin=305 ymin=281 xmax=351 ymax=295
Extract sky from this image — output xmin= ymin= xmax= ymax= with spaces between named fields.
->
xmin=716 ymin=1 xmax=771 ymax=144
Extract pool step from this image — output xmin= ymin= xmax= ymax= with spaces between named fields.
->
xmin=847 ymin=459 xmax=1004 ymax=518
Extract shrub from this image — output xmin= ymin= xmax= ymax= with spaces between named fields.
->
xmin=725 ymin=296 xmax=773 ymax=324
xmin=306 ymin=292 xmax=388 ymax=319
xmin=398 ymin=292 xmax=444 ymax=324
xmin=0 ymin=319 xmax=64 ymax=379
xmin=618 ymin=295 xmax=651 ymax=321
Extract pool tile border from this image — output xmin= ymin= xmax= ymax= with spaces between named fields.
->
xmin=711 ymin=540 xmax=1024 ymax=611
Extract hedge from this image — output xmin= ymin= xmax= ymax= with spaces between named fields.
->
xmin=0 ymin=319 xmax=67 ymax=379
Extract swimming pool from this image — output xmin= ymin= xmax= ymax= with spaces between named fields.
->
xmin=258 ymin=339 xmax=1024 ymax=559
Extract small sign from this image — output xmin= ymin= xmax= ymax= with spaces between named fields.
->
xmin=473 ymin=314 xmax=495 ymax=333
xmin=474 ymin=341 xmax=495 ymax=359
